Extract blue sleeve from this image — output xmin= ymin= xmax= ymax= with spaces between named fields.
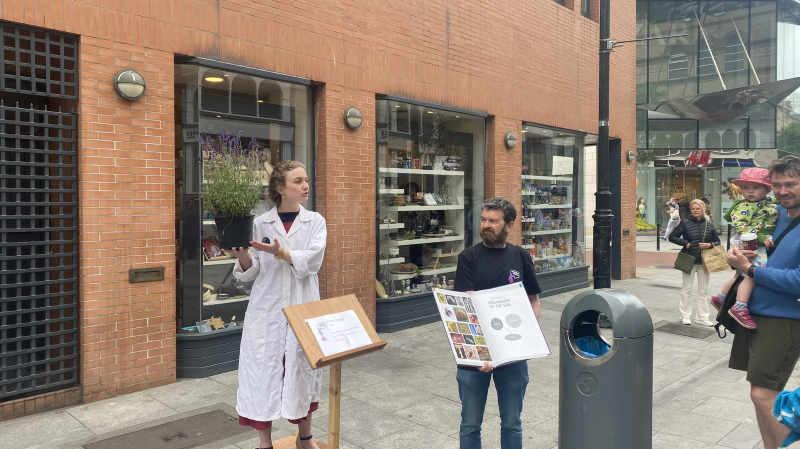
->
xmin=754 ymin=265 xmax=800 ymax=295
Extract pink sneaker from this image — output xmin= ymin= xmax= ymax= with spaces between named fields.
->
xmin=728 ymin=307 xmax=757 ymax=329
xmin=710 ymin=295 xmax=723 ymax=312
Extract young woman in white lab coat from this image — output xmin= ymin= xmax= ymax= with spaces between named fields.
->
xmin=229 ymin=160 xmax=327 ymax=449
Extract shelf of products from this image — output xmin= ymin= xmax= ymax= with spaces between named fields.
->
xmin=204 ymin=296 xmax=250 ymax=306
xmin=522 ymin=175 xmax=573 ymax=182
xmin=522 ymin=229 xmax=572 ymax=236
xmin=379 ymin=167 xmax=464 ymax=177
xmin=375 ymin=99 xmax=484 ymax=297
xmin=204 ymin=258 xmax=236 ymax=266
xmin=520 ymin=124 xmax=588 ymax=274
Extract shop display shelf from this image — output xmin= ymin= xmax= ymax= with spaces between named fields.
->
xmin=522 ymin=229 xmax=572 ymax=236
xmin=204 ymin=258 xmax=236 ymax=266
xmin=522 ymin=204 xmax=572 ymax=209
xmin=389 ymin=265 xmax=457 ymax=280
xmin=382 ymin=205 xmax=462 ymax=212
xmin=379 ymin=188 xmax=405 ymax=194
xmin=531 ymin=254 xmax=572 ymax=262
xmin=378 ymin=167 xmax=464 ymax=177
xmin=204 ymin=296 xmax=250 ymax=306
xmin=522 ymin=175 xmax=573 ymax=182
xmin=395 ymin=235 xmax=464 ymax=246
xmin=379 ymin=257 xmax=405 ymax=266
xmin=379 ymin=223 xmax=405 ymax=230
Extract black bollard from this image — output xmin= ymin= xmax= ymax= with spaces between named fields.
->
xmin=656 ymin=223 xmax=661 ymax=251
xmin=727 ymin=224 xmax=732 ymax=251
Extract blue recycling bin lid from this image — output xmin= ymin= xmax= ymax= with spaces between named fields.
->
xmin=560 ymin=289 xmax=654 ymax=339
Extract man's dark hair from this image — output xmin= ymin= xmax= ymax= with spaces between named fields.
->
xmin=769 ymin=155 xmax=800 ymax=179
xmin=481 ymin=197 xmax=517 ymax=224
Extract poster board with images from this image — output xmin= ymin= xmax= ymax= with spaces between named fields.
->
xmin=432 ymin=283 xmax=550 ymax=367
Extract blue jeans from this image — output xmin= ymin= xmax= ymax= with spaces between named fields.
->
xmin=456 ymin=361 xmax=529 ymax=449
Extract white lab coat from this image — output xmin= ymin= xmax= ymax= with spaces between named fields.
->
xmin=233 ymin=206 xmax=327 ymax=422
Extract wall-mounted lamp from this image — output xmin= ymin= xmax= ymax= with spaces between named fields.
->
xmin=344 ymin=107 xmax=363 ymax=130
xmin=504 ymin=132 xmax=517 ymax=150
xmin=627 ymin=151 xmax=636 ymax=164
xmin=113 ymin=69 xmax=146 ymax=101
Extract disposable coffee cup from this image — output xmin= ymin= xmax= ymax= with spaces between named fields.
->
xmin=740 ymin=233 xmax=758 ymax=251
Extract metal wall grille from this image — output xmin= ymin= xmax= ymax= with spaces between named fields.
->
xmin=1 ymin=23 xmax=77 ymax=97
xmin=0 ymin=102 xmax=78 ymax=400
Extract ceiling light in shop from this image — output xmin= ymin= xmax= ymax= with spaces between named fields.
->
xmin=395 ymin=105 xmax=401 ymax=108
xmin=258 ymin=100 xmax=264 ymax=103
xmin=205 ymin=77 xmax=224 ymax=82
xmin=216 ymin=115 xmax=221 ymax=118
xmin=427 ymin=111 xmax=433 ymax=114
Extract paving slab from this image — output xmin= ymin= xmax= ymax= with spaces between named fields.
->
xmin=0 ymin=409 xmax=92 ymax=449
xmin=65 ymin=392 xmax=177 ymax=435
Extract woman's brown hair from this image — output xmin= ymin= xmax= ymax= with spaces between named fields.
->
xmin=268 ymin=160 xmax=305 ymax=207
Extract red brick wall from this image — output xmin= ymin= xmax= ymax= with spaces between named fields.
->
xmin=1 ymin=0 xmax=636 ymax=410
xmin=77 ymin=38 xmax=177 ymax=403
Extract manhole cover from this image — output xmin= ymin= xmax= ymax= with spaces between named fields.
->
xmin=83 ymin=410 xmax=249 ymax=449
xmin=656 ymin=322 xmax=715 ymax=339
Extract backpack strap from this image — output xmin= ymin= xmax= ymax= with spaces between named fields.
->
xmin=767 ymin=215 xmax=800 ymax=256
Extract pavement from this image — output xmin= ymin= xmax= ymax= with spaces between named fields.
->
xmin=2 ymin=250 xmax=798 ymax=449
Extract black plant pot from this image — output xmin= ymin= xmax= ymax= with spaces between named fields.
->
xmin=214 ymin=215 xmax=254 ymax=249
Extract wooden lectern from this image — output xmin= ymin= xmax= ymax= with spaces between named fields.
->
xmin=273 ymin=294 xmax=387 ymax=449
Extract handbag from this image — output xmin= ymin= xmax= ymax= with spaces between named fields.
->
xmin=670 ymin=210 xmax=680 ymax=221
xmin=674 ymin=220 xmax=705 ymax=274
xmin=702 ymin=244 xmax=728 ymax=273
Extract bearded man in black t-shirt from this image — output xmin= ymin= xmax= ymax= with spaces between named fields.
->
xmin=453 ymin=197 xmax=541 ymax=449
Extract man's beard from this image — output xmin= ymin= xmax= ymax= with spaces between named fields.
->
xmin=481 ymin=228 xmax=508 ymax=248
xmin=778 ymin=193 xmax=800 ymax=211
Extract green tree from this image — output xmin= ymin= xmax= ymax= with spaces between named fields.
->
xmin=778 ymin=121 xmax=800 ymax=156
xmin=636 ymin=149 xmax=670 ymax=166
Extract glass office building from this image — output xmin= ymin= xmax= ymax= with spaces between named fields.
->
xmin=635 ymin=0 xmax=800 ymax=228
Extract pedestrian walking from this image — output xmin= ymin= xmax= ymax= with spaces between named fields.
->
xmin=726 ymin=155 xmax=800 ymax=449
xmin=453 ymin=197 xmax=542 ymax=449
xmin=669 ymin=198 xmax=721 ymax=326
xmin=230 ymin=161 xmax=327 ymax=449
xmin=661 ymin=198 xmax=680 ymax=240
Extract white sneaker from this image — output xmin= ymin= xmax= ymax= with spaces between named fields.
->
xmin=696 ymin=319 xmax=715 ymax=327
xmin=681 ymin=318 xmax=691 ymax=325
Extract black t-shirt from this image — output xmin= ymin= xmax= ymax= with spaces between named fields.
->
xmin=454 ymin=243 xmax=542 ymax=296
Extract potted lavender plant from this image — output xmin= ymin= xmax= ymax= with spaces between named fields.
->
xmin=199 ymin=131 xmax=266 ymax=249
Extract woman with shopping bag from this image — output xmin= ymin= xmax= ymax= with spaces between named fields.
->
xmin=669 ymin=199 xmax=722 ymax=326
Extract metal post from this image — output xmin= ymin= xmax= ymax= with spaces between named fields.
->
xmin=727 ymin=224 xmax=732 ymax=251
xmin=656 ymin=224 xmax=661 ymax=251
xmin=593 ymin=0 xmax=614 ymax=289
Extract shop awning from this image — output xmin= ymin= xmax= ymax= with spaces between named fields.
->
xmin=637 ymin=77 xmax=800 ymax=124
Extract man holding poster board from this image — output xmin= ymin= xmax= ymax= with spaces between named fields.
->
xmin=451 ymin=198 xmax=543 ymax=449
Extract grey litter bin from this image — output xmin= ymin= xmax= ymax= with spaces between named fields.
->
xmin=559 ymin=289 xmax=654 ymax=449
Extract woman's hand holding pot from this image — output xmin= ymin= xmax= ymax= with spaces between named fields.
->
xmin=250 ymin=239 xmax=281 ymax=255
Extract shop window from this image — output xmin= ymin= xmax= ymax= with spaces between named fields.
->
xmin=175 ymin=62 xmax=314 ymax=333
xmin=668 ymin=47 xmax=689 ymax=80
xmin=724 ymin=35 xmax=746 ymax=73
xmin=722 ymin=129 xmax=738 ymax=148
xmin=704 ymin=130 xmax=721 ymax=148
xmin=698 ymin=47 xmax=716 ymax=77
xmin=520 ymin=124 xmax=587 ymax=273
xmin=375 ymin=98 xmax=485 ymax=299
